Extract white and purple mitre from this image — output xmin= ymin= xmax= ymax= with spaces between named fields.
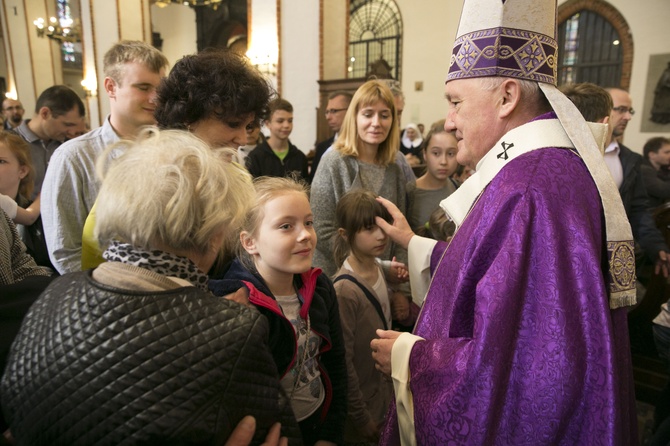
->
xmin=447 ymin=0 xmax=557 ymax=84
xmin=442 ymin=0 xmax=636 ymax=309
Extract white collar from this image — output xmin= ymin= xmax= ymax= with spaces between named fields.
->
xmin=604 ymin=140 xmax=620 ymax=154
xmin=442 ymin=118 xmax=573 ymax=227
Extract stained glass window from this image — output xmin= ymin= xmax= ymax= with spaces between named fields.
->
xmin=557 ymin=11 xmax=623 ymax=87
xmin=348 ymin=0 xmax=402 ymax=80
xmin=56 ymin=0 xmax=82 ymax=69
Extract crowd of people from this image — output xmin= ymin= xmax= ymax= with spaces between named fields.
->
xmin=2 ymin=0 xmax=670 ymax=444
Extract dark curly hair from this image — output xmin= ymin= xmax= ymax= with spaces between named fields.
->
xmin=154 ymin=48 xmax=274 ymax=130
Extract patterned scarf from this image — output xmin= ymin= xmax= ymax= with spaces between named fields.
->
xmin=103 ymin=241 xmax=209 ymax=291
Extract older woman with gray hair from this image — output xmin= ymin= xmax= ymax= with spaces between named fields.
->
xmin=1 ymin=129 xmax=298 ymax=445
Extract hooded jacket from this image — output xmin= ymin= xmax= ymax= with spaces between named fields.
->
xmin=209 ymin=259 xmax=346 ymax=445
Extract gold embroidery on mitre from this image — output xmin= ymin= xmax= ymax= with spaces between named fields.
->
xmin=455 ymin=37 xmax=482 ymax=73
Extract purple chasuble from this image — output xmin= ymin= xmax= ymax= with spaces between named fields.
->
xmin=380 ymin=148 xmax=637 ymax=445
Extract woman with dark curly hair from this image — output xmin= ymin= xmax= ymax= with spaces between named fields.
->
xmin=81 ymin=48 xmax=275 ymax=271
xmin=154 ymin=48 xmax=274 ymax=149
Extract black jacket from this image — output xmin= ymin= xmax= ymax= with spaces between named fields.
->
xmin=619 ymin=144 xmax=668 ymax=261
xmin=640 ymin=157 xmax=670 ymax=209
xmin=246 ymin=140 xmax=309 ymax=181
xmin=2 ymin=270 xmax=300 ymax=445
xmin=209 ymin=260 xmax=346 ymax=445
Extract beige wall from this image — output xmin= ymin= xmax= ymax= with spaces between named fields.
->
xmin=321 ymin=1 xmax=348 ymax=80
xmin=150 ymin=3 xmax=197 ymax=66
xmin=280 ymin=0 xmax=320 ymax=151
xmin=393 ymin=0 xmax=462 ymax=129
xmin=0 ymin=0 xmax=61 ymax=113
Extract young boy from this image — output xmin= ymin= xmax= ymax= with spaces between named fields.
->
xmin=246 ymin=98 xmax=308 ymax=180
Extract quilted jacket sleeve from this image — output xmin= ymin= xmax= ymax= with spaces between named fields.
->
xmin=225 ymin=309 xmax=302 ymax=445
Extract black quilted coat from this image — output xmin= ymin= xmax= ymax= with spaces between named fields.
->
xmin=1 ymin=271 xmax=301 ymax=445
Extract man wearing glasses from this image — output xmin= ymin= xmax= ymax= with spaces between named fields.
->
xmin=2 ymin=98 xmax=25 ymax=130
xmin=309 ymin=91 xmax=352 ymax=182
xmin=605 ymin=87 xmax=670 ymax=280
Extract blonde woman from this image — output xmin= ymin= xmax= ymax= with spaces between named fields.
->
xmin=310 ymin=80 xmax=407 ymax=277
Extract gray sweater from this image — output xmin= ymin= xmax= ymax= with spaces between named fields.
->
xmin=310 ymin=149 xmax=407 ymax=276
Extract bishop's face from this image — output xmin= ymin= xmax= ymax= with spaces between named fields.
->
xmin=444 ymin=78 xmax=505 ymax=167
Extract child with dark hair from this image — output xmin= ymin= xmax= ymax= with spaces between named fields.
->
xmin=246 ymin=98 xmax=309 ymax=180
xmin=331 ymin=189 xmax=408 ymax=444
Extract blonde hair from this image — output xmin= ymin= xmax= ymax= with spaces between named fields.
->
xmin=95 ymin=128 xmax=255 ymax=256
xmin=334 ymin=80 xmax=399 ymax=166
xmin=103 ymin=40 xmax=169 ymax=85
xmin=0 ymin=131 xmax=34 ymax=199
xmin=238 ymin=176 xmax=310 ymax=270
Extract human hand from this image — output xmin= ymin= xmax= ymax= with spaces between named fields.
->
xmin=359 ymin=419 xmax=381 ymax=443
xmin=225 ymin=287 xmax=251 ymax=307
xmin=404 ymin=153 xmax=422 ymax=167
xmin=387 ymin=256 xmax=409 ymax=284
xmin=656 ymin=250 xmax=670 ymax=277
xmin=224 ymin=416 xmax=287 ymax=446
xmin=371 ymin=329 xmax=402 ymax=376
xmin=390 ymin=291 xmax=410 ymax=321
xmin=3 ymin=428 xmax=14 ymax=444
xmin=375 ymin=196 xmax=415 ymax=250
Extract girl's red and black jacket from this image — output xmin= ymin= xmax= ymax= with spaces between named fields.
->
xmin=209 ymin=259 xmax=347 ymax=445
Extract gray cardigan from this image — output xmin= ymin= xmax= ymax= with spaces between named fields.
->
xmin=310 ymin=149 xmax=407 ymax=276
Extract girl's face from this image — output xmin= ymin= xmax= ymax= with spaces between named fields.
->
xmin=242 ymin=191 xmax=316 ymax=287
xmin=0 ymin=142 xmax=28 ymax=198
xmin=356 ymin=100 xmax=392 ymax=153
xmin=351 ymin=224 xmax=388 ymax=259
xmin=424 ymin=132 xmax=459 ymax=182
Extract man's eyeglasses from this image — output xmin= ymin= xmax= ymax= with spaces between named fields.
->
xmin=612 ymin=106 xmax=635 ymax=116
xmin=325 ymin=108 xmax=347 ymax=116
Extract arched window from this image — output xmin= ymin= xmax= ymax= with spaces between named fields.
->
xmin=56 ymin=0 xmax=82 ymax=70
xmin=557 ymin=0 xmax=633 ymax=89
xmin=348 ymin=0 xmax=402 ymax=80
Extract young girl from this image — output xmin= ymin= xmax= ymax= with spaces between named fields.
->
xmin=406 ymin=120 xmax=460 ymax=235
xmin=0 ymin=132 xmax=50 ymax=267
xmin=331 ymin=189 xmax=408 ymax=444
xmin=209 ymin=177 xmax=346 ymax=446
xmin=0 ymin=132 xmax=39 ymax=226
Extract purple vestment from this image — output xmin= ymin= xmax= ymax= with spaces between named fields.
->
xmin=380 ymin=148 xmax=638 ymax=445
